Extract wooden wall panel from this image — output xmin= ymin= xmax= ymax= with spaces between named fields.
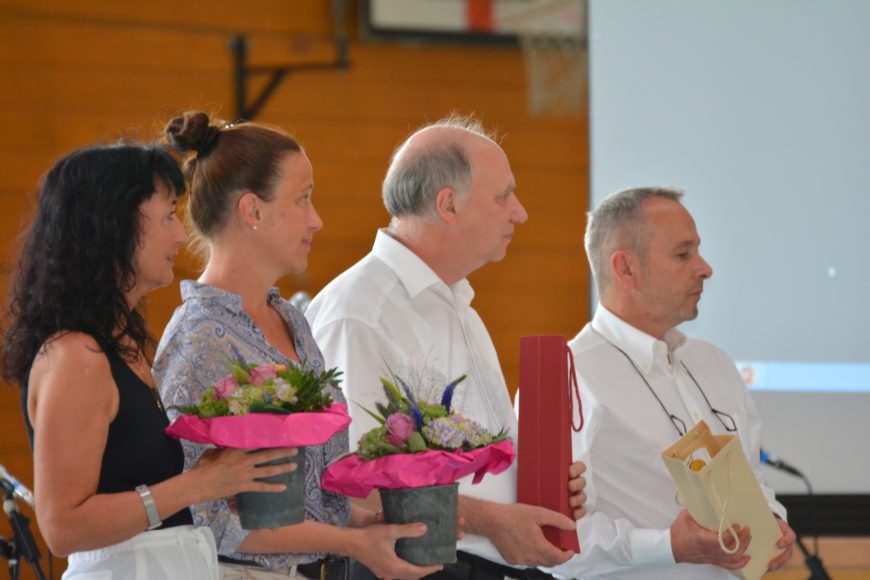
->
xmin=0 ymin=1 xmax=588 ymax=576
xmin=1 ymin=0 xmax=336 ymax=36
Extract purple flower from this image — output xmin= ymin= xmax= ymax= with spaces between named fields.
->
xmin=440 ymin=374 xmax=467 ymax=414
xmin=214 ymin=374 xmax=240 ymax=399
xmin=422 ymin=416 xmax=465 ymax=449
xmin=397 ymin=377 xmax=424 ymax=429
xmin=385 ymin=413 xmax=415 ymax=444
xmin=248 ymin=364 xmax=277 ymax=386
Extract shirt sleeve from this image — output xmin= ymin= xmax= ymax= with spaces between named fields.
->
xmin=700 ymin=345 xmax=788 ymax=522
xmin=544 ymin=392 xmax=677 ymax=578
xmin=722 ymin=353 xmax=788 ymax=521
xmin=154 ymin=314 xmax=252 ymax=555
xmin=311 ymin=317 xmax=399 ymax=447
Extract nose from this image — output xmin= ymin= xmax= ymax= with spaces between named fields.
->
xmin=310 ymin=204 xmax=324 ymax=232
xmin=511 ymin=194 xmax=529 ymax=224
xmin=698 ymin=254 xmax=713 ymax=279
xmin=173 ymin=218 xmax=188 ymax=246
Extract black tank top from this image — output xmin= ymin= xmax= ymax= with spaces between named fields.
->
xmin=21 ymin=339 xmax=193 ymax=529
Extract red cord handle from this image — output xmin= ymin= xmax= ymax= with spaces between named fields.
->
xmin=566 ymin=345 xmax=584 ymax=432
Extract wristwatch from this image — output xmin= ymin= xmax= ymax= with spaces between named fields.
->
xmin=135 ymin=484 xmax=162 ymax=530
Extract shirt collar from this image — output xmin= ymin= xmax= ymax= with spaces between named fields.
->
xmin=591 ymin=303 xmax=688 ymax=374
xmin=180 ymin=279 xmax=283 ymax=316
xmin=371 ymin=229 xmax=475 ymax=308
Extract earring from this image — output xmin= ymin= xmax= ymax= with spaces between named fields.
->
xmin=252 ymin=225 xmax=258 ymax=231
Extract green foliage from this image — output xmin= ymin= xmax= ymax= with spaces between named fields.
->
xmin=407 ymin=431 xmax=428 ymax=453
xmin=178 ymin=386 xmax=229 ymax=418
xmin=279 ymin=363 xmax=341 ymax=413
xmin=356 ymin=426 xmax=403 ymax=459
xmin=354 ymin=372 xmax=508 ymax=461
xmin=177 ymin=360 xmax=342 ymax=418
xmin=420 ymin=402 xmax=448 ymax=422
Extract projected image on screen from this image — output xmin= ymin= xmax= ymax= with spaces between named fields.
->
xmin=589 ymin=0 xmax=870 ymax=495
xmin=737 ymin=362 xmax=870 ymax=393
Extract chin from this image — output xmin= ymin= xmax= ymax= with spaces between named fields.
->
xmin=489 ymin=249 xmax=509 ymax=263
xmin=286 ymin=261 xmax=309 ymax=275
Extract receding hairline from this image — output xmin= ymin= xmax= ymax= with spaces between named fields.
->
xmin=394 ymin=124 xmax=499 ymax=164
xmin=585 ymin=187 xmax=687 ymax=293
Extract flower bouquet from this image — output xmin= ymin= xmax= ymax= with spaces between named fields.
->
xmin=165 ymin=359 xmax=350 ymax=529
xmin=322 ymin=373 xmax=515 ymax=565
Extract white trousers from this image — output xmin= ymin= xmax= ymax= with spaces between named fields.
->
xmin=219 ymin=563 xmax=301 ymax=579
xmin=63 ymin=525 xmax=218 ymax=579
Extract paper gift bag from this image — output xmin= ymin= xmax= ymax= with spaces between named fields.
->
xmin=517 ymin=335 xmax=581 ymax=553
xmin=661 ymin=420 xmax=783 ymax=580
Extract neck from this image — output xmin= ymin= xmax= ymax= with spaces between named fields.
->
xmin=124 ymin=291 xmax=144 ymax=311
xmin=200 ymin=238 xmax=277 ymax=318
xmin=388 ymin=219 xmax=471 ymax=287
xmin=600 ymin=295 xmax=671 ymax=341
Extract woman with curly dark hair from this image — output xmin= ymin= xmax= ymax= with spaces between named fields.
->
xmin=0 ymin=141 xmax=298 ymax=579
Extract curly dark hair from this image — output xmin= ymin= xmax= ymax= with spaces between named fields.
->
xmin=0 ymin=141 xmax=185 ymax=387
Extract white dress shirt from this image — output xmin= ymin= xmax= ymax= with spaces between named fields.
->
xmin=306 ymin=229 xmax=519 ymax=566
xmin=546 ymin=304 xmax=785 ymax=580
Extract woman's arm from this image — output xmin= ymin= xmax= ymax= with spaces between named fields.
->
xmin=238 ymin=519 xmax=441 ymax=580
xmin=29 ymin=332 xmax=295 ymax=557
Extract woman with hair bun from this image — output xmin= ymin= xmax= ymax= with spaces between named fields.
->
xmin=0 ymin=142 xmax=299 ymax=579
xmin=156 ymin=112 xmax=442 ymax=580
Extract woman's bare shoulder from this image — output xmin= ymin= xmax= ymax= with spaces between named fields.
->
xmin=31 ymin=332 xmax=113 ymax=389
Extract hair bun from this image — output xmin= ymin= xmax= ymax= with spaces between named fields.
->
xmin=164 ymin=111 xmax=222 ymax=156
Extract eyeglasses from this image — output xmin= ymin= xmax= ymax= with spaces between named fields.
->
xmin=610 ymin=343 xmax=737 ymax=437
xmin=679 ymin=362 xmax=737 ymax=434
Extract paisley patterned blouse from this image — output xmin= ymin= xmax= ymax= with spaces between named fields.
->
xmin=154 ymin=280 xmax=350 ymax=570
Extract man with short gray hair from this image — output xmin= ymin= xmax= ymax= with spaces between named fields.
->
xmin=584 ymin=187 xmax=684 ymax=296
xmin=545 ymin=187 xmax=796 ymax=579
xmin=307 ymin=115 xmax=586 ymax=578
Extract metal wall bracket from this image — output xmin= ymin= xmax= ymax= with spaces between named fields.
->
xmin=230 ymin=0 xmax=349 ymax=121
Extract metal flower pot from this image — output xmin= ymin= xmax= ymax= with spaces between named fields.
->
xmin=236 ymin=447 xmax=306 ymax=529
xmin=379 ymin=483 xmax=458 ymax=565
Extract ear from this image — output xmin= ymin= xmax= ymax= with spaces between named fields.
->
xmin=610 ymin=249 xmax=641 ymax=290
xmin=237 ymin=192 xmax=261 ymax=228
xmin=434 ymin=187 xmax=458 ymax=224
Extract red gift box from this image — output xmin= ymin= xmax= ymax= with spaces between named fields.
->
xmin=517 ymin=335 xmax=581 ymax=553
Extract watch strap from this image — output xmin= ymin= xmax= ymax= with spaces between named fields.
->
xmin=135 ymin=484 xmax=162 ymax=530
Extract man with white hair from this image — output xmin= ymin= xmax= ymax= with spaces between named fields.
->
xmin=545 ymin=187 xmax=796 ymax=579
xmin=307 ymin=115 xmax=586 ymax=579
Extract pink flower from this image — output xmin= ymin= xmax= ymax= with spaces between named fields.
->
xmin=385 ymin=433 xmax=404 ymax=448
xmin=248 ymin=364 xmax=278 ymax=386
xmin=214 ymin=375 xmax=240 ymax=399
xmin=385 ymin=413 xmax=415 ymax=445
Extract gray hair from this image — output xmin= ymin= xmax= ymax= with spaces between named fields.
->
xmin=585 ymin=187 xmax=685 ymax=294
xmin=382 ymin=114 xmax=496 ymax=218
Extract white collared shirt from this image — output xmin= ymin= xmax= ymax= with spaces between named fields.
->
xmin=306 ymin=229 xmax=519 ymax=565
xmin=545 ymin=304 xmax=785 ymax=580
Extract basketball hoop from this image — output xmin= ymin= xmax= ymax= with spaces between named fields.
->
xmin=497 ymin=0 xmax=588 ymax=117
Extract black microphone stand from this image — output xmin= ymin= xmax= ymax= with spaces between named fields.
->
xmin=766 ymin=463 xmax=832 ymax=580
xmin=0 ymin=534 xmax=18 ymax=580
xmin=795 ymin=531 xmax=830 ymax=580
xmin=793 ymin=472 xmax=831 ymax=580
xmin=0 ymin=480 xmax=47 ymax=580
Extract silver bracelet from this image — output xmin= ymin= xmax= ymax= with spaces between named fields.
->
xmin=135 ymin=484 xmax=162 ymax=530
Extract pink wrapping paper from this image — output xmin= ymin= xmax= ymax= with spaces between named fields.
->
xmin=165 ymin=403 xmax=351 ymax=448
xmin=321 ymin=439 xmax=516 ymax=497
